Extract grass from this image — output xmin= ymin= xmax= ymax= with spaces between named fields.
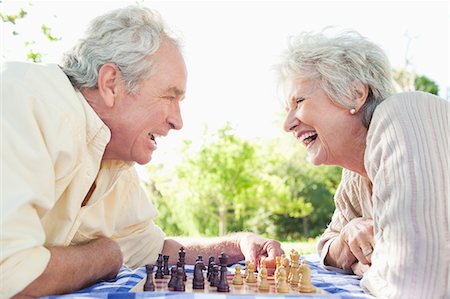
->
xmin=280 ymin=238 xmax=318 ymax=255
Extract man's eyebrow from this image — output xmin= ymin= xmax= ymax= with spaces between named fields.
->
xmin=165 ymin=86 xmax=185 ymax=96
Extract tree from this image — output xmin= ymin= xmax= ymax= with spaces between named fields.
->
xmin=2 ymin=4 xmax=61 ymax=62
xmin=393 ymin=69 xmax=439 ymax=95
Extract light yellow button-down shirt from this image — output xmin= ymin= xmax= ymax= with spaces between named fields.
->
xmin=1 ymin=62 xmax=165 ymax=298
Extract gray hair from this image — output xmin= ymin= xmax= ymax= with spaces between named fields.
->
xmin=277 ymin=28 xmax=395 ymax=127
xmin=60 ymin=5 xmax=180 ymax=94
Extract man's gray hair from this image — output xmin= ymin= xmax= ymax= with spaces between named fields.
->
xmin=277 ymin=28 xmax=395 ymax=127
xmin=61 ymin=5 xmax=179 ymax=94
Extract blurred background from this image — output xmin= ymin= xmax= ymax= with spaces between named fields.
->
xmin=2 ymin=0 xmax=448 ymax=253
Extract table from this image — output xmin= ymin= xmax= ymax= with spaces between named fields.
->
xmin=41 ymin=255 xmax=375 ymax=298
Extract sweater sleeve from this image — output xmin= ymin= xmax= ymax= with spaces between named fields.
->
xmin=317 ymin=169 xmax=364 ymax=274
xmin=362 ymin=92 xmax=449 ymax=298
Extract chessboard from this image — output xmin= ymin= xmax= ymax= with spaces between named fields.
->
xmin=131 ymin=273 xmax=330 ymax=295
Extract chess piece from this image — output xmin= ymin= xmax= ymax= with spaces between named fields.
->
xmin=174 ymin=267 xmax=186 ymax=292
xmin=178 ymin=247 xmax=187 ymax=281
xmin=232 ymin=265 xmax=243 ymax=285
xmin=289 ymin=249 xmax=300 ymax=283
xmin=193 ymin=258 xmax=206 ymax=289
xmin=276 ymin=268 xmax=289 ymax=293
xmin=168 ymin=265 xmax=177 ymax=290
xmin=144 ymin=264 xmax=155 ymax=291
xmin=281 ymin=256 xmax=290 ymax=279
xmin=217 ymin=252 xmax=230 ymax=292
xmin=274 ymin=256 xmax=281 ymax=283
xmin=155 ymin=254 xmax=164 ymax=279
xmin=244 ymin=261 xmax=250 ymax=279
xmin=163 ymin=255 xmax=170 ymax=275
xmin=210 ymin=265 xmax=220 ymax=287
xmin=245 ymin=262 xmax=256 ymax=283
xmin=299 ymin=260 xmax=314 ymax=293
xmin=207 ymin=256 xmax=215 ymax=282
xmin=289 ymin=262 xmax=300 ymax=287
xmin=258 ymin=261 xmax=269 ymax=291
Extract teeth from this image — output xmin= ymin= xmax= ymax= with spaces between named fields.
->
xmin=298 ymin=131 xmax=317 ymax=142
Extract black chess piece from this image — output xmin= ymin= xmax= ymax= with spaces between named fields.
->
xmin=174 ymin=267 xmax=186 ymax=292
xmin=217 ymin=253 xmax=230 ymax=292
xmin=155 ymin=253 xmax=164 ymax=279
xmin=207 ymin=256 xmax=215 ymax=282
xmin=210 ymin=264 xmax=220 ymax=287
xmin=144 ymin=264 xmax=155 ymax=291
xmin=193 ymin=258 xmax=206 ymax=289
xmin=178 ymin=247 xmax=187 ymax=281
xmin=167 ymin=265 xmax=177 ymax=290
xmin=163 ymin=255 xmax=170 ymax=275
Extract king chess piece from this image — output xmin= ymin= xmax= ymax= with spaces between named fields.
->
xmin=144 ymin=264 xmax=155 ymax=291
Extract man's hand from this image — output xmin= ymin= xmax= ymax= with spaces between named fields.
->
xmin=326 ymin=217 xmax=374 ymax=270
xmin=238 ymin=232 xmax=284 ymax=271
xmin=13 ymin=237 xmax=123 ymax=299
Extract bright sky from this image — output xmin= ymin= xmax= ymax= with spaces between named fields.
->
xmin=2 ymin=0 xmax=449 ymax=168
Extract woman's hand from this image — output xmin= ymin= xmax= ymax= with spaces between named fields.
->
xmin=326 ymin=217 xmax=374 ymax=270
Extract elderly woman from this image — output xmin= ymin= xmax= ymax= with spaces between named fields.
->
xmin=278 ymin=29 xmax=449 ymax=298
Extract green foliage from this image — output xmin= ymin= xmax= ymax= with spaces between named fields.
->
xmin=415 ymin=75 xmax=439 ymax=95
xmin=393 ymin=69 xmax=439 ymax=95
xmin=0 ymin=8 xmax=27 ymax=25
xmin=2 ymin=4 xmax=61 ymax=62
xmin=146 ymin=124 xmax=341 ymax=240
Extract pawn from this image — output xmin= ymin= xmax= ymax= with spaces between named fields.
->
xmin=276 ymin=268 xmax=289 ymax=293
xmin=245 ymin=262 xmax=256 ymax=283
xmin=232 ymin=265 xmax=243 ymax=285
xmin=244 ymin=261 xmax=250 ymax=280
xmin=274 ymin=256 xmax=281 ymax=283
xmin=258 ymin=261 xmax=269 ymax=292
xmin=168 ymin=265 xmax=177 ymax=290
xmin=210 ymin=264 xmax=220 ymax=287
xmin=144 ymin=264 xmax=155 ymax=291
xmin=174 ymin=267 xmax=186 ymax=292
xmin=299 ymin=260 xmax=314 ymax=293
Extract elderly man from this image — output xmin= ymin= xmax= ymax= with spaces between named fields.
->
xmin=1 ymin=6 xmax=283 ymax=298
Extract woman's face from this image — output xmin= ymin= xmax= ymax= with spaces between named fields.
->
xmin=283 ymin=78 xmax=366 ymax=167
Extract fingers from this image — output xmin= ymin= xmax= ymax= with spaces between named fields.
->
xmin=348 ymin=240 xmax=372 ymax=265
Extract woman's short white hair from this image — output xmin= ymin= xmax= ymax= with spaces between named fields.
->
xmin=61 ymin=5 xmax=179 ymax=94
xmin=277 ymin=28 xmax=395 ymax=127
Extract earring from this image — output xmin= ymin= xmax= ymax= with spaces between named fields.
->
xmin=350 ymin=108 xmax=356 ymax=115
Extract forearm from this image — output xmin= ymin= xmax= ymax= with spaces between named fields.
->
xmin=13 ymin=237 xmax=123 ymax=299
xmin=163 ymin=233 xmax=245 ymax=265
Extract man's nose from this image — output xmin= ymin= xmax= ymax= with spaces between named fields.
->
xmin=168 ymin=103 xmax=183 ymax=130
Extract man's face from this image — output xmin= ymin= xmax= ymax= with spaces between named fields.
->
xmin=104 ymin=39 xmax=187 ymax=164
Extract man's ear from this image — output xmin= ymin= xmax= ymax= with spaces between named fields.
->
xmin=352 ymin=81 xmax=369 ymax=111
xmin=97 ymin=63 xmax=121 ymax=108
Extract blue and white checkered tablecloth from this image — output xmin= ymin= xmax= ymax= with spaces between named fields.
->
xmin=41 ymin=255 xmax=374 ymax=299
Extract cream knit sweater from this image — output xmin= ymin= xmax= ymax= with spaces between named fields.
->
xmin=318 ymin=92 xmax=449 ymax=298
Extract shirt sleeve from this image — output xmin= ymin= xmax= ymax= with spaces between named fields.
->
xmin=0 ymin=63 xmax=76 ymax=298
xmin=317 ymin=169 xmax=363 ymax=274
xmin=361 ymin=92 xmax=449 ymax=298
xmin=72 ymin=163 xmax=166 ymax=269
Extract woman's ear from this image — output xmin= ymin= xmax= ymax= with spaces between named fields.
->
xmin=97 ymin=63 xmax=121 ymax=108
xmin=352 ymin=81 xmax=369 ymax=112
